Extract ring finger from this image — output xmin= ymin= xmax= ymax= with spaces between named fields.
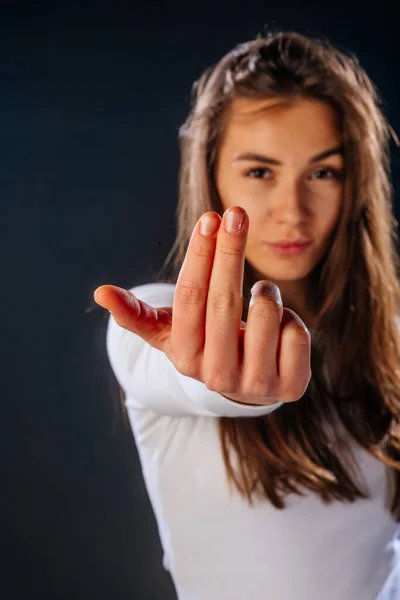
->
xmin=242 ymin=281 xmax=283 ymax=396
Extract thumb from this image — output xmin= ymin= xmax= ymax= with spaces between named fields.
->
xmin=94 ymin=285 xmax=172 ymax=352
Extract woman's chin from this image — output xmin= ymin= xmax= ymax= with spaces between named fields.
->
xmin=252 ymin=262 xmax=315 ymax=283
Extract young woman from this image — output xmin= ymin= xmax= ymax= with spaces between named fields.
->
xmin=94 ymin=31 xmax=400 ymax=599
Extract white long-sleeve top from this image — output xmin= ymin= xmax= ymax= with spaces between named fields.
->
xmin=106 ymin=282 xmax=397 ymax=600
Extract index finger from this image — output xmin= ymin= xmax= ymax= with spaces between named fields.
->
xmin=170 ymin=212 xmax=221 ymax=361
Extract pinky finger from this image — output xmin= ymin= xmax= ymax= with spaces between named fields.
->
xmin=277 ymin=308 xmax=312 ymax=402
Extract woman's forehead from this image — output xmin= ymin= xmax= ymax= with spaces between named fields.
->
xmin=221 ymin=97 xmax=342 ymax=159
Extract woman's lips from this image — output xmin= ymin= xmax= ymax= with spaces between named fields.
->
xmin=264 ymin=241 xmax=314 ymax=257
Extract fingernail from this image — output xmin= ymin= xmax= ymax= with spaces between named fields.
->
xmin=249 ymin=282 xmax=283 ymax=308
xmin=225 ymin=208 xmax=245 ymax=233
xmin=200 ymin=213 xmax=220 ymax=237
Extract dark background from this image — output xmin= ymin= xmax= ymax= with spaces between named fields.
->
xmin=1 ymin=2 xmax=399 ymax=599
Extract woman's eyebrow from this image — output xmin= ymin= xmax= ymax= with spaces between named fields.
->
xmin=232 ymin=146 xmax=344 ymax=166
xmin=310 ymin=146 xmax=344 ymax=163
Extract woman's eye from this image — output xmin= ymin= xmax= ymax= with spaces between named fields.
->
xmin=246 ymin=167 xmax=272 ymax=179
xmin=310 ymin=168 xmax=343 ymax=181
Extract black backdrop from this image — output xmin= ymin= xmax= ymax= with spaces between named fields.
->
xmin=1 ymin=3 xmax=399 ymax=599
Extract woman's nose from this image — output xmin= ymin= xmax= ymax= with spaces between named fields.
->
xmin=267 ymin=179 xmax=309 ymax=225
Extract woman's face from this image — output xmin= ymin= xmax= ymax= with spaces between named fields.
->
xmin=215 ymin=96 xmax=345 ymax=285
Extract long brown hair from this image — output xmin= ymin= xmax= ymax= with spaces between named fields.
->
xmin=159 ymin=31 xmax=400 ymax=516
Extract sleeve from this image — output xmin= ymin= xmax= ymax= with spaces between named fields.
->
xmin=106 ymin=282 xmax=282 ymax=418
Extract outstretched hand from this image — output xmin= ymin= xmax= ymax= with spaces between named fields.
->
xmin=94 ymin=207 xmax=311 ymax=406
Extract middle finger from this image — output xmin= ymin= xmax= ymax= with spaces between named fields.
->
xmin=204 ymin=206 xmax=248 ymax=389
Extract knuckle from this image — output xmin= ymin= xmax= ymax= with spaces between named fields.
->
xmin=171 ymin=353 xmax=199 ymax=378
xmin=283 ymin=391 xmax=305 ymax=403
xmin=277 ymin=387 xmax=296 ymax=403
xmin=282 ymin=309 xmax=311 ymax=345
xmin=209 ymin=289 xmax=237 ymax=313
xmin=204 ymin=378 xmax=222 ymax=392
xmin=242 ymin=374 xmax=276 ymax=397
xmin=218 ymin=243 xmax=243 ymax=262
xmin=278 ymin=381 xmax=306 ymax=403
xmin=176 ymin=282 xmax=205 ymax=307
xmin=204 ymin=366 xmax=237 ymax=392
xmin=191 ymin=239 xmax=213 ymax=259
xmin=285 ymin=327 xmax=311 ymax=347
